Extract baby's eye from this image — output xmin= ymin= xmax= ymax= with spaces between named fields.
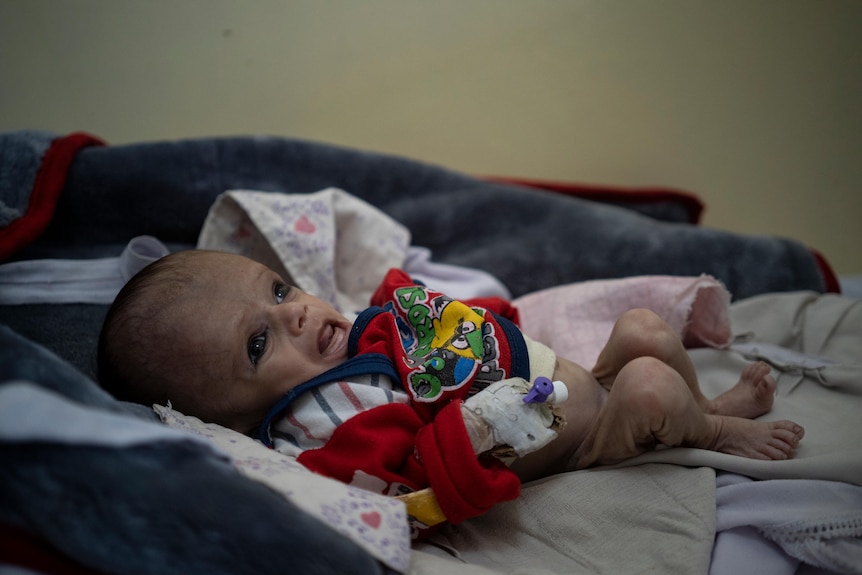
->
xmin=274 ymin=283 xmax=291 ymax=304
xmin=248 ymin=331 xmax=268 ymax=366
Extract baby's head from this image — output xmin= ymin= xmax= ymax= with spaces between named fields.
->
xmin=98 ymin=250 xmax=352 ymax=434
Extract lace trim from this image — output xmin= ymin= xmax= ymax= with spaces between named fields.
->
xmin=760 ymin=514 xmax=862 ymax=542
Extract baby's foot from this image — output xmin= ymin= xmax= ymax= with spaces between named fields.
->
xmin=709 ymin=416 xmax=805 ymax=460
xmin=709 ymin=361 xmax=776 ymax=419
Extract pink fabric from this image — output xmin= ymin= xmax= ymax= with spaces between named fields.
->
xmin=514 ymin=275 xmax=733 ymax=369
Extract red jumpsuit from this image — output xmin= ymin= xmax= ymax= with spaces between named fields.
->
xmin=258 ymin=269 xmax=531 ymax=535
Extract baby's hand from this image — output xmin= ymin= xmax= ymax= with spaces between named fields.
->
xmin=461 ymin=378 xmax=566 ymax=457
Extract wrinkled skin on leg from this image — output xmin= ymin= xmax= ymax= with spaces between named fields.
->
xmin=510 ymin=309 xmax=804 ymax=482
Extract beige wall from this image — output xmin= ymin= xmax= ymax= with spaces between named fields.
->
xmin=1 ymin=0 xmax=859 ymax=274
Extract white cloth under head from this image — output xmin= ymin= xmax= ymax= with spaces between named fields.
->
xmin=0 ymin=235 xmax=169 ymax=305
xmin=197 ymin=188 xmax=410 ymax=314
xmin=197 ymin=188 xmax=510 ymax=314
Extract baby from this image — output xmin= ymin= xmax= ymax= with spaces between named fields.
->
xmin=98 ymin=250 xmax=804 ymax=532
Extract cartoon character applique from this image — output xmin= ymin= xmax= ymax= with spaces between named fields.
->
xmin=391 ymin=286 xmax=489 ymax=402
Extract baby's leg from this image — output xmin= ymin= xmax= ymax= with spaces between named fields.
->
xmin=575 ymin=357 xmax=804 ymax=469
xmin=591 ymin=309 xmax=777 ymax=419
xmin=591 ymin=309 xmax=711 ymax=409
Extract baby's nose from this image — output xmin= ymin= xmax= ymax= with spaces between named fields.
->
xmin=276 ymin=301 xmax=307 ymax=334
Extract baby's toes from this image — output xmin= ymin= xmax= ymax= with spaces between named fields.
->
xmin=743 ymin=361 xmax=771 ymax=380
xmin=781 ymin=420 xmax=805 ymax=440
xmin=771 ymin=421 xmax=804 ymax=452
xmin=755 ymin=374 xmax=777 ymax=396
xmin=741 ymin=362 xmax=773 ymax=391
xmin=762 ymin=442 xmax=792 ymax=460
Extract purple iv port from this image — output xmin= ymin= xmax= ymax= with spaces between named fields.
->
xmin=523 ymin=376 xmax=554 ymax=404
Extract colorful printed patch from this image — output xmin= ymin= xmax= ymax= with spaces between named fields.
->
xmin=388 ymin=285 xmax=501 ymax=402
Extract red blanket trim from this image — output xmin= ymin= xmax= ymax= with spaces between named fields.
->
xmin=0 ymin=523 xmax=110 ymax=575
xmin=488 ymin=175 xmax=844 ymax=294
xmin=0 ymin=132 xmax=105 ymax=261
xmin=809 ymin=248 xmax=841 ymax=294
xmin=485 ymin=175 xmax=705 ymax=224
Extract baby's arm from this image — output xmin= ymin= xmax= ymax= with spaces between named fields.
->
xmin=296 ymin=400 xmax=521 ymax=527
xmin=460 ymin=377 xmax=566 ymax=458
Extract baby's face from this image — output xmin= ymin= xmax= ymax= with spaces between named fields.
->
xmin=173 ymin=252 xmax=352 ymax=433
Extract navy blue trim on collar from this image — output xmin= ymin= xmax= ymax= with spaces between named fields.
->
xmin=348 ymin=306 xmax=386 ymax=357
xmin=490 ymin=311 xmax=531 ymax=381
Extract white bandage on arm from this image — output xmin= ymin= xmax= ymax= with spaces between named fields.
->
xmin=461 ymin=377 xmax=561 ymax=457
xmin=460 ymin=406 xmax=497 ymax=454
xmin=460 ymin=336 xmax=563 ymax=457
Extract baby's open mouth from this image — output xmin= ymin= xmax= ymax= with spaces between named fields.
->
xmin=318 ymin=323 xmax=346 ymax=358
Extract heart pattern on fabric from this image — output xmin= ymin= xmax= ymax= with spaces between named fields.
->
xmin=361 ymin=511 xmax=382 ymax=529
xmin=294 ymin=215 xmax=316 ymax=234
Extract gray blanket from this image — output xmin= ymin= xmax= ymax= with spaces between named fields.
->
xmin=0 ymin=130 xmax=831 ymax=381
xmin=3 ymin=131 xmax=828 ymax=298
